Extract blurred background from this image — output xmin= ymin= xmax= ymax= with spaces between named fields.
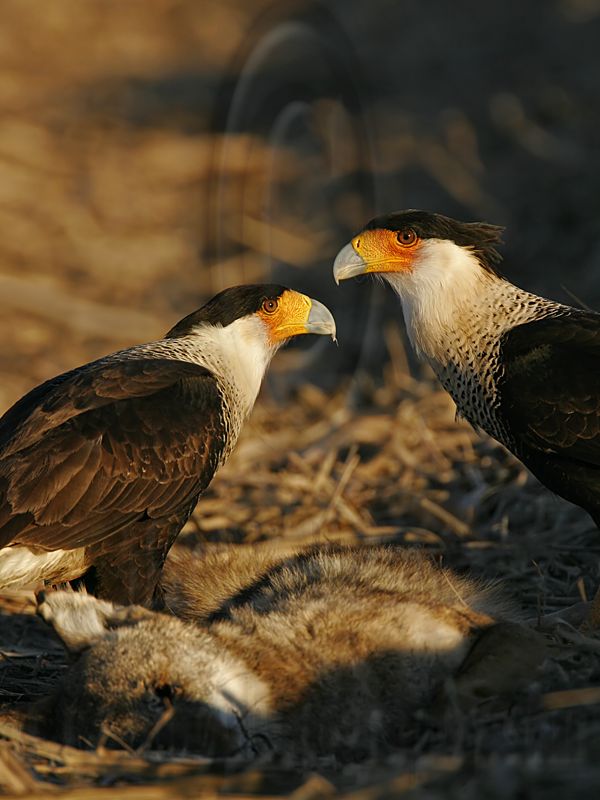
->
xmin=1 ymin=0 xmax=600 ymax=409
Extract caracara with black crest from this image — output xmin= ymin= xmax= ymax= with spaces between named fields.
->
xmin=334 ymin=210 xmax=600 ymax=606
xmin=0 ymin=284 xmax=335 ymax=605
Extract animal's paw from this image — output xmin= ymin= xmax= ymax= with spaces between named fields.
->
xmin=37 ymin=590 xmax=153 ymax=653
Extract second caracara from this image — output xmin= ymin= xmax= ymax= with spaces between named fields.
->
xmin=334 ymin=210 xmax=600 ymax=533
xmin=0 ymin=285 xmax=335 ymax=605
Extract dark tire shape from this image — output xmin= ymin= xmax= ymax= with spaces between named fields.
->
xmin=207 ymin=1 xmax=382 ymax=394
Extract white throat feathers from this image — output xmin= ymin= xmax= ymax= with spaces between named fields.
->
xmin=382 ymin=239 xmax=500 ymax=360
xmin=381 ymin=238 xmax=567 ymax=437
xmin=382 ymin=239 xmax=564 ymax=364
xmin=179 ymin=315 xmax=279 ymax=455
xmin=192 ymin=316 xmax=277 ymax=416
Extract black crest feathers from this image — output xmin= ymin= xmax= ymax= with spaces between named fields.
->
xmin=166 ymin=284 xmax=289 ymax=338
xmin=366 ymin=210 xmax=505 ymax=275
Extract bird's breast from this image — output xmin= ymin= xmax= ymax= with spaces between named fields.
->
xmin=432 ymin=342 xmax=512 ymax=446
xmin=0 ymin=545 xmax=88 ymax=590
xmin=415 ymin=284 xmax=567 ymax=447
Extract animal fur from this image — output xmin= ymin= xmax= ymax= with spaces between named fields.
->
xmin=34 ymin=542 xmax=544 ymax=760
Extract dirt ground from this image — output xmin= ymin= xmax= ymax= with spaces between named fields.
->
xmin=1 ymin=0 xmax=600 ymax=796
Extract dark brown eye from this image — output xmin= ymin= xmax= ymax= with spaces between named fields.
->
xmin=396 ymin=229 xmax=417 ymax=246
xmin=262 ymin=298 xmax=278 ymax=314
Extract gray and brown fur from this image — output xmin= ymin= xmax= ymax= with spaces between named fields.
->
xmin=34 ymin=542 xmax=544 ymax=760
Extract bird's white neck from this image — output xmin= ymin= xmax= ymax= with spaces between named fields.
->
xmin=173 ymin=317 xmax=278 ymax=449
xmin=381 ymin=238 xmax=567 ymax=436
xmin=382 ymin=239 xmax=561 ymax=369
xmin=140 ymin=317 xmax=276 ymax=417
xmin=197 ymin=317 xmax=277 ymax=415
xmin=382 ymin=240 xmax=499 ymax=361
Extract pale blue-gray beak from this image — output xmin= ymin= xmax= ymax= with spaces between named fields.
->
xmin=333 ymin=243 xmax=368 ymax=285
xmin=305 ymin=298 xmax=336 ymax=340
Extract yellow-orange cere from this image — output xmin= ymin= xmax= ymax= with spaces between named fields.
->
xmin=352 ymin=227 xmax=421 ymax=273
xmin=258 ymin=290 xmax=334 ymax=344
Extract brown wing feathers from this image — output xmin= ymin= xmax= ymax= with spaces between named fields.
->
xmin=500 ymin=313 xmax=600 ymax=520
xmin=0 ymin=358 xmax=227 ymax=561
xmin=1 ymin=359 xmax=211 ymax=456
xmin=87 ymin=510 xmax=194 ymax=605
xmin=501 ymin=314 xmax=600 ymax=464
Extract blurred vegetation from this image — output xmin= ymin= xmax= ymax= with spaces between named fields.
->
xmin=0 ymin=0 xmax=599 ymax=407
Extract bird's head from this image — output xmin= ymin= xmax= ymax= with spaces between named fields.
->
xmin=165 ymin=283 xmax=336 ymax=391
xmin=166 ymin=285 xmax=336 ymax=408
xmin=333 ymin=210 xmax=504 ymax=301
xmin=167 ymin=284 xmax=336 ymax=347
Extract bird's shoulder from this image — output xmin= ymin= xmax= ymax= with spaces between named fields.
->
xmin=501 ymin=310 xmax=600 ymax=375
xmin=498 ymin=309 xmax=600 ymax=462
xmin=0 ymin=356 xmax=218 ymax=458
xmin=0 ymin=357 xmax=226 ymax=551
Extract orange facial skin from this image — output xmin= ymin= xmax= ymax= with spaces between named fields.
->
xmin=257 ymin=289 xmax=310 ymax=343
xmin=257 ymin=290 xmax=336 ymax=345
xmin=352 ymin=228 xmax=421 ymax=274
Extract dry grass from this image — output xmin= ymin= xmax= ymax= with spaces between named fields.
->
xmin=2 ymin=364 xmax=600 ymax=796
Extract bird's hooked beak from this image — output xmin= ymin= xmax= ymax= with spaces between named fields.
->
xmin=261 ymin=291 xmax=336 ymax=344
xmin=333 ymin=229 xmax=420 ymax=284
xmin=333 ymin=243 xmax=368 ymax=284
xmin=303 ymin=297 xmax=337 ymax=338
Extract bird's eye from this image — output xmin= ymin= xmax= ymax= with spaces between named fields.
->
xmin=262 ymin=298 xmax=278 ymax=314
xmin=396 ymin=229 xmax=417 ymax=246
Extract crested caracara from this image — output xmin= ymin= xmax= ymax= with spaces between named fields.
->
xmin=333 ymin=210 xmax=600 ymax=543
xmin=0 ymin=284 xmax=335 ymax=605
